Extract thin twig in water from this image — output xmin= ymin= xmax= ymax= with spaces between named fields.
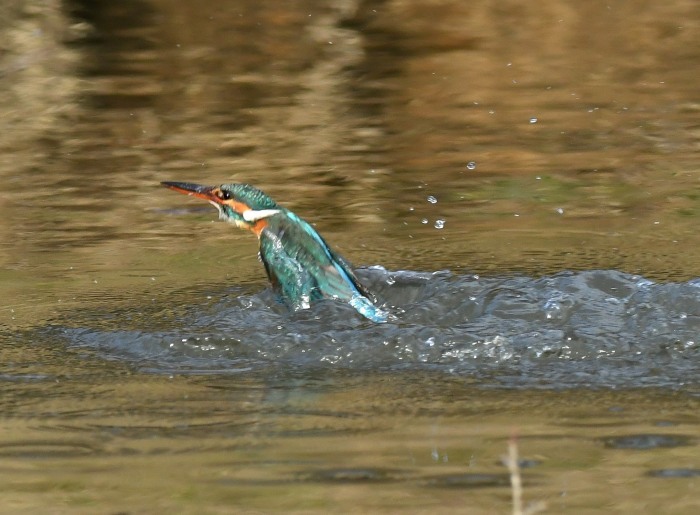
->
xmin=504 ymin=433 xmax=546 ymax=515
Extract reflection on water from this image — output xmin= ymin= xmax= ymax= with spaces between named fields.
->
xmin=1 ymin=0 xmax=700 ymax=512
xmin=2 ymin=0 xmax=699 ymax=305
xmin=0 ymin=356 xmax=698 ymax=513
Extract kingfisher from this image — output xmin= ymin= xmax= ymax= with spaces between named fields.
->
xmin=161 ymin=181 xmax=388 ymax=323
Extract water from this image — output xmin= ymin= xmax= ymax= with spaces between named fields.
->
xmin=2 ymin=1 xmax=700 ymax=512
xmin=49 ymin=269 xmax=699 ymax=391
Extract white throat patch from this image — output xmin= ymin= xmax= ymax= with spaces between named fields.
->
xmin=242 ymin=209 xmax=281 ymax=222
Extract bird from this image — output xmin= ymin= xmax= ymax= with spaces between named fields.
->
xmin=161 ymin=181 xmax=388 ymax=323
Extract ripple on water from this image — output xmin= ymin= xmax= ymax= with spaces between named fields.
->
xmin=49 ymin=269 xmax=700 ymax=389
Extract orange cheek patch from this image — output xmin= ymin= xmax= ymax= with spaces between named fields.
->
xmin=251 ymin=219 xmax=268 ymax=237
xmin=217 ymin=198 xmax=266 ymax=236
xmin=221 ymin=199 xmax=250 ymax=214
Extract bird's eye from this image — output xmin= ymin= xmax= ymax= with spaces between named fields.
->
xmin=217 ymin=189 xmax=232 ymax=200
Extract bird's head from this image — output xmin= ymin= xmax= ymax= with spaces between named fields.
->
xmin=162 ymin=181 xmax=280 ymax=234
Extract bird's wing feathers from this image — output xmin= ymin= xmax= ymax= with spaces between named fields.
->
xmin=259 ymin=235 xmax=316 ymax=310
xmin=260 ymin=211 xmax=372 ymax=303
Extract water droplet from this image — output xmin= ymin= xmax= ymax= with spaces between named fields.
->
xmin=427 ymin=195 xmax=437 ymax=204
xmin=466 ymin=161 xmax=477 ymax=170
xmin=421 ymin=218 xmax=429 ymax=224
xmin=529 ymin=117 xmax=538 ymax=124
xmin=556 ymin=208 xmax=564 ymax=215
xmin=434 ymin=219 xmax=445 ymax=229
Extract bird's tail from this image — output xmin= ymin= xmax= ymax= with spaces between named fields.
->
xmin=349 ymin=294 xmax=389 ymax=323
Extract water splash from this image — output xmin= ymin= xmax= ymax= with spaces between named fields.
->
xmin=48 ymin=269 xmax=700 ymax=390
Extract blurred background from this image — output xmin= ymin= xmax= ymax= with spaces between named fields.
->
xmin=1 ymin=1 xmax=699 ymax=513
xmin=2 ymin=0 xmax=699 ymax=326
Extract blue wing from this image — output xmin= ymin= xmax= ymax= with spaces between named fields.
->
xmin=259 ymin=211 xmax=387 ymax=323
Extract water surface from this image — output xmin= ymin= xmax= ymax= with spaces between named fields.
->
xmin=1 ymin=0 xmax=699 ymax=512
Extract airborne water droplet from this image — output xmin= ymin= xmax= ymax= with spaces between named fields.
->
xmin=466 ymin=161 xmax=476 ymax=170
xmin=434 ymin=219 xmax=445 ymax=229
xmin=427 ymin=195 xmax=437 ymax=204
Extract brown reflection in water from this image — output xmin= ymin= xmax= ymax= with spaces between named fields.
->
xmin=0 ymin=366 xmax=698 ymax=513
xmin=349 ymin=1 xmax=699 ymax=170
xmin=0 ymin=0 xmax=698 ymax=325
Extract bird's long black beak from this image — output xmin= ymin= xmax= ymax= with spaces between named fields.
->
xmin=161 ymin=181 xmax=219 ymax=203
